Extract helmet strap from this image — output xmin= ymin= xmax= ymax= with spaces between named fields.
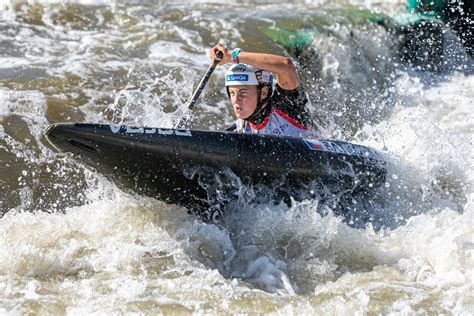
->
xmin=245 ymin=86 xmax=271 ymax=124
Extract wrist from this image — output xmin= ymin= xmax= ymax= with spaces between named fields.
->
xmin=231 ymin=48 xmax=241 ymax=63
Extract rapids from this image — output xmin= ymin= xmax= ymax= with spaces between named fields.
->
xmin=0 ymin=0 xmax=472 ymax=313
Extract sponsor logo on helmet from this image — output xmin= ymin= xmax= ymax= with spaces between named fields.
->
xmin=254 ymin=70 xmax=272 ymax=85
xmin=231 ymin=65 xmax=250 ymax=71
xmin=226 ymin=74 xmax=249 ymax=81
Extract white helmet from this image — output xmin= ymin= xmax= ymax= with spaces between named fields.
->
xmin=225 ymin=63 xmax=273 ymax=87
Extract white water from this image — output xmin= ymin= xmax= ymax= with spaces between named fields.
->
xmin=0 ymin=0 xmax=473 ymax=313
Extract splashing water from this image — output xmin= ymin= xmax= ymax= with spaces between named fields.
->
xmin=0 ymin=0 xmax=472 ymax=313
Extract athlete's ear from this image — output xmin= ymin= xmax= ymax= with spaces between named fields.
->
xmin=260 ymin=86 xmax=269 ymax=100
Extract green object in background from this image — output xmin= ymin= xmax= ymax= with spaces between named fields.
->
xmin=393 ymin=0 xmax=445 ymax=27
xmin=407 ymin=0 xmax=445 ymax=18
xmin=263 ymin=28 xmax=314 ymax=50
xmin=332 ymin=8 xmax=388 ymax=25
xmin=262 ymin=8 xmax=390 ymax=50
xmin=392 ymin=11 xmax=441 ymax=26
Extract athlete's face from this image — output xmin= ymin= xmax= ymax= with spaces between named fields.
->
xmin=228 ymin=85 xmax=259 ymax=119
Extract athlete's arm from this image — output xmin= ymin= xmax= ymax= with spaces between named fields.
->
xmin=209 ymin=44 xmax=299 ymax=91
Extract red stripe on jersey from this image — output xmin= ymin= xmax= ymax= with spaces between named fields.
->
xmin=274 ymin=107 xmax=308 ymax=130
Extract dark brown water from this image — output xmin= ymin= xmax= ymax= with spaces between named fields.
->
xmin=0 ymin=1 xmax=472 ymax=314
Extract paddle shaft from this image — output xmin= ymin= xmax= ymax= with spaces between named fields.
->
xmin=175 ymin=50 xmax=223 ymax=128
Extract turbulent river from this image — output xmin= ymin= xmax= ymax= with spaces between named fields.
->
xmin=0 ymin=0 xmax=473 ymax=314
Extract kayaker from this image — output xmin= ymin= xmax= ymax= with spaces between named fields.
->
xmin=209 ymin=44 xmax=319 ymax=137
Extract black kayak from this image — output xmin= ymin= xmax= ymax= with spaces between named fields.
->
xmin=45 ymin=123 xmax=387 ymax=217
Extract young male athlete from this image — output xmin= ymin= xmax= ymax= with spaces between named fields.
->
xmin=209 ymin=44 xmax=318 ymax=137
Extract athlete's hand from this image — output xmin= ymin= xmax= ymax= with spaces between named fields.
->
xmin=210 ymin=44 xmax=231 ymax=65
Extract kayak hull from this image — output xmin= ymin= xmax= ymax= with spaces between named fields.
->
xmin=45 ymin=123 xmax=387 ymax=215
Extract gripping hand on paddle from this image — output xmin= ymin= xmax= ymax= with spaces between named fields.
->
xmin=210 ymin=44 xmax=231 ymax=64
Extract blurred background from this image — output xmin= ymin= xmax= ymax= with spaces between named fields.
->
xmin=0 ymin=0 xmax=472 ymax=313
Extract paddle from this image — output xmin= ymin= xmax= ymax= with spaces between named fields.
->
xmin=175 ymin=50 xmax=224 ymax=128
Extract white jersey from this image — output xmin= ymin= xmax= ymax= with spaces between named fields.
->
xmin=235 ymin=106 xmax=318 ymax=138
